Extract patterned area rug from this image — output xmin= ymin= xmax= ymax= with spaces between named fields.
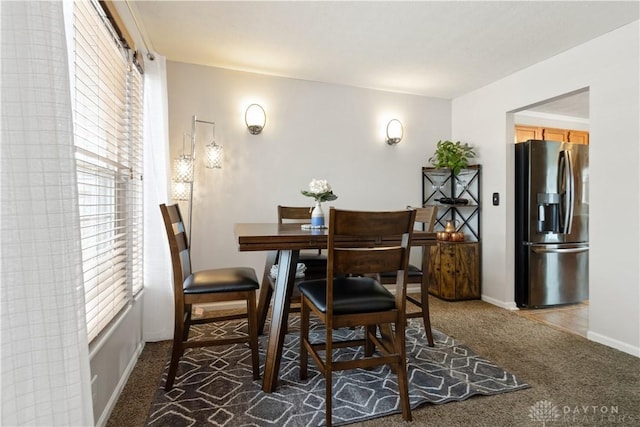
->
xmin=146 ymin=318 xmax=529 ymax=426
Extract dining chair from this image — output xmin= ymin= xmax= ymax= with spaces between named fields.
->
xmin=298 ymin=208 xmax=416 ymax=426
xmin=256 ymin=205 xmax=328 ymax=334
xmin=159 ymin=203 xmax=260 ymax=391
xmin=278 ymin=205 xmax=327 ymax=275
xmin=378 ymin=205 xmax=437 ymax=346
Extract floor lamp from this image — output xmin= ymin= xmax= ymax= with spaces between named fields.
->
xmin=172 ymin=115 xmax=222 ymax=246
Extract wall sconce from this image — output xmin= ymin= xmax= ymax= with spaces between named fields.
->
xmin=245 ymin=104 xmax=266 ymax=135
xmin=386 ymin=119 xmax=404 ymax=145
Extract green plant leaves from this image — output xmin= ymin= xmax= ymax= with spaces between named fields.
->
xmin=428 ymin=140 xmax=476 ymax=175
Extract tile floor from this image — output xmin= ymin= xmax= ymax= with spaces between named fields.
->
xmin=517 ymin=301 xmax=589 ymax=338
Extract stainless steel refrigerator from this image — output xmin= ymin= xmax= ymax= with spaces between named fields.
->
xmin=515 ymin=139 xmax=589 ymax=308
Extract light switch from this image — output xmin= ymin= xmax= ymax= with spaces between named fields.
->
xmin=492 ymin=192 xmax=500 ymax=206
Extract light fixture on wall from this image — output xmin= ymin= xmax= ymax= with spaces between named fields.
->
xmin=171 ymin=115 xmax=221 ymax=242
xmin=245 ymin=103 xmax=266 ymax=135
xmin=386 ymin=119 xmax=404 ymax=145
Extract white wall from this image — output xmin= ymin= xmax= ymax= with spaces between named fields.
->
xmin=514 ymin=111 xmax=590 ymax=132
xmin=165 ymin=63 xmax=451 ymax=273
xmin=90 ymin=292 xmax=144 ymax=426
xmin=452 ymin=21 xmax=639 ymax=356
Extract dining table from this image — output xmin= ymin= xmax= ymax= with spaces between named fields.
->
xmin=235 ymin=222 xmax=436 ymax=393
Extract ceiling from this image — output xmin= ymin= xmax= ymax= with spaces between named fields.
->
xmin=128 ymin=1 xmax=638 ymax=110
xmin=520 ymin=89 xmax=591 ymax=119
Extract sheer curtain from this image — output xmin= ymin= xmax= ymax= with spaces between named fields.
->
xmin=1 ymin=2 xmax=94 ymax=426
xmin=142 ymin=55 xmax=174 ymax=341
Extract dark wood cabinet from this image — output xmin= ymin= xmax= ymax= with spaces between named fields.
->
xmin=427 ymin=241 xmax=480 ymax=300
xmin=422 ymin=166 xmax=481 ymax=300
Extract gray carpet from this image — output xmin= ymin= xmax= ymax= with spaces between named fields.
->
xmin=107 ymin=299 xmax=640 ymax=427
xmin=145 ymin=318 xmax=528 ymax=426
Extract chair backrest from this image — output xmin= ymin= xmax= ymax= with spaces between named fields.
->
xmin=327 ymin=208 xmax=416 ymax=308
xmin=408 ymin=206 xmax=437 ymax=232
xmin=278 ymin=205 xmax=313 ymax=223
xmin=159 ymin=203 xmax=192 ymax=296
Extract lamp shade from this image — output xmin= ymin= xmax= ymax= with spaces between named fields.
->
xmin=386 ymin=119 xmax=403 ymax=145
xmin=245 ymin=104 xmax=266 ymax=135
xmin=206 ymin=143 xmax=223 ymax=169
xmin=174 ymin=154 xmax=194 ymax=182
xmin=172 ymin=181 xmax=191 ymax=201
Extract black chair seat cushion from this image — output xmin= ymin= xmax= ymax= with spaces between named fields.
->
xmin=298 ymin=276 xmax=395 ymax=315
xmin=298 ymin=253 xmax=327 ymax=263
xmin=184 ymin=267 xmax=259 ymax=294
xmin=379 ymin=264 xmax=421 ymax=278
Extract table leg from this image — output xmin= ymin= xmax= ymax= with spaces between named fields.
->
xmin=262 ymin=249 xmax=299 ymax=392
xmin=257 ymin=250 xmax=278 ymax=335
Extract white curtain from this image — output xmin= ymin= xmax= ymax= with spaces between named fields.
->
xmin=142 ymin=55 xmax=174 ymax=341
xmin=1 ymin=2 xmax=94 ymax=426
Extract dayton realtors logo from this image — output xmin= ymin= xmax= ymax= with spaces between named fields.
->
xmin=529 ymin=400 xmax=561 ymax=426
xmin=529 ymin=400 xmax=635 ymax=425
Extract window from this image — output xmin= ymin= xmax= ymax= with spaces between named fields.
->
xmin=72 ymin=0 xmax=143 ymax=342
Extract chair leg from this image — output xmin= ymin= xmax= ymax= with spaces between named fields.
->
xmin=183 ymin=304 xmax=192 ymax=342
xmin=394 ymin=320 xmax=412 ymax=421
xmin=299 ymin=297 xmax=309 ymax=380
xmin=420 ymin=280 xmax=435 ymax=347
xmin=364 ymin=325 xmax=376 ymax=357
xmin=247 ymin=292 xmax=260 ymax=380
xmin=165 ymin=308 xmax=185 ymax=391
xmin=325 ymin=327 xmax=333 ymax=427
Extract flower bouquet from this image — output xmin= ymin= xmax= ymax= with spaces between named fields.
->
xmin=301 ymin=179 xmax=337 ymax=227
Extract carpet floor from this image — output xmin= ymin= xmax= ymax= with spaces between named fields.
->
xmin=145 ymin=318 xmax=528 ymax=426
xmin=107 ymin=298 xmax=640 ymax=427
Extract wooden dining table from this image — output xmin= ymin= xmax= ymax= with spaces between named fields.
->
xmin=235 ymin=222 xmax=436 ymax=393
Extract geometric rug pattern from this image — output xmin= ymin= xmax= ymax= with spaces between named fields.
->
xmin=146 ymin=318 xmax=529 ymax=426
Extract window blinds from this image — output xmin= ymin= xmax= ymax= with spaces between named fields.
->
xmin=73 ymin=0 xmax=144 ymax=342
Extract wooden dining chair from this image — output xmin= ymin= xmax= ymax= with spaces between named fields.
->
xmin=256 ymin=205 xmax=328 ymax=334
xmin=298 ymin=208 xmax=416 ymax=426
xmin=159 ymin=203 xmax=260 ymax=391
xmin=277 ymin=205 xmax=327 ymax=276
xmin=379 ymin=205 xmax=437 ymax=346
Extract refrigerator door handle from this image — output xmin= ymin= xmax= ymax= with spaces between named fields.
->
xmin=558 ymin=150 xmax=575 ymax=234
xmin=531 ymin=246 xmax=589 ymax=254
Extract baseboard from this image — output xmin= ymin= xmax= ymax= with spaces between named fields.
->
xmin=95 ymin=340 xmax=145 ymax=427
xmin=481 ymin=294 xmax=518 ymax=310
xmin=144 ymin=329 xmax=173 ymax=342
xmin=587 ymin=331 xmax=640 ymax=358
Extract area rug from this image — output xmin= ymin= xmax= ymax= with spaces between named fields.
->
xmin=146 ymin=318 xmax=529 ymax=426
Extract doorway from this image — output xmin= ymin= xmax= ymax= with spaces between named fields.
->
xmin=511 ymin=88 xmax=590 ymax=338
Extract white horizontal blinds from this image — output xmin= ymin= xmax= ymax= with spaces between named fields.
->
xmin=128 ymin=64 xmax=144 ymax=296
xmin=73 ymin=0 xmax=144 ymax=341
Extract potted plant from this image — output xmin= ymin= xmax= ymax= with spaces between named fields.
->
xmin=428 ymin=140 xmax=476 ymax=176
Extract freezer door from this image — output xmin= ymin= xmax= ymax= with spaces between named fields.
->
xmin=527 ymin=140 xmax=563 ymax=244
xmin=526 ymin=243 xmax=589 ymax=307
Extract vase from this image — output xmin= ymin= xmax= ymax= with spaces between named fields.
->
xmin=311 ymin=201 xmax=324 ymax=227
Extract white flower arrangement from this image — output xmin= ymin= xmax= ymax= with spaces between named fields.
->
xmin=301 ymin=179 xmax=338 ymax=202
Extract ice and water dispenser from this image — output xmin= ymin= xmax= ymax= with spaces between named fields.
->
xmin=537 ymin=193 xmax=560 ymax=234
